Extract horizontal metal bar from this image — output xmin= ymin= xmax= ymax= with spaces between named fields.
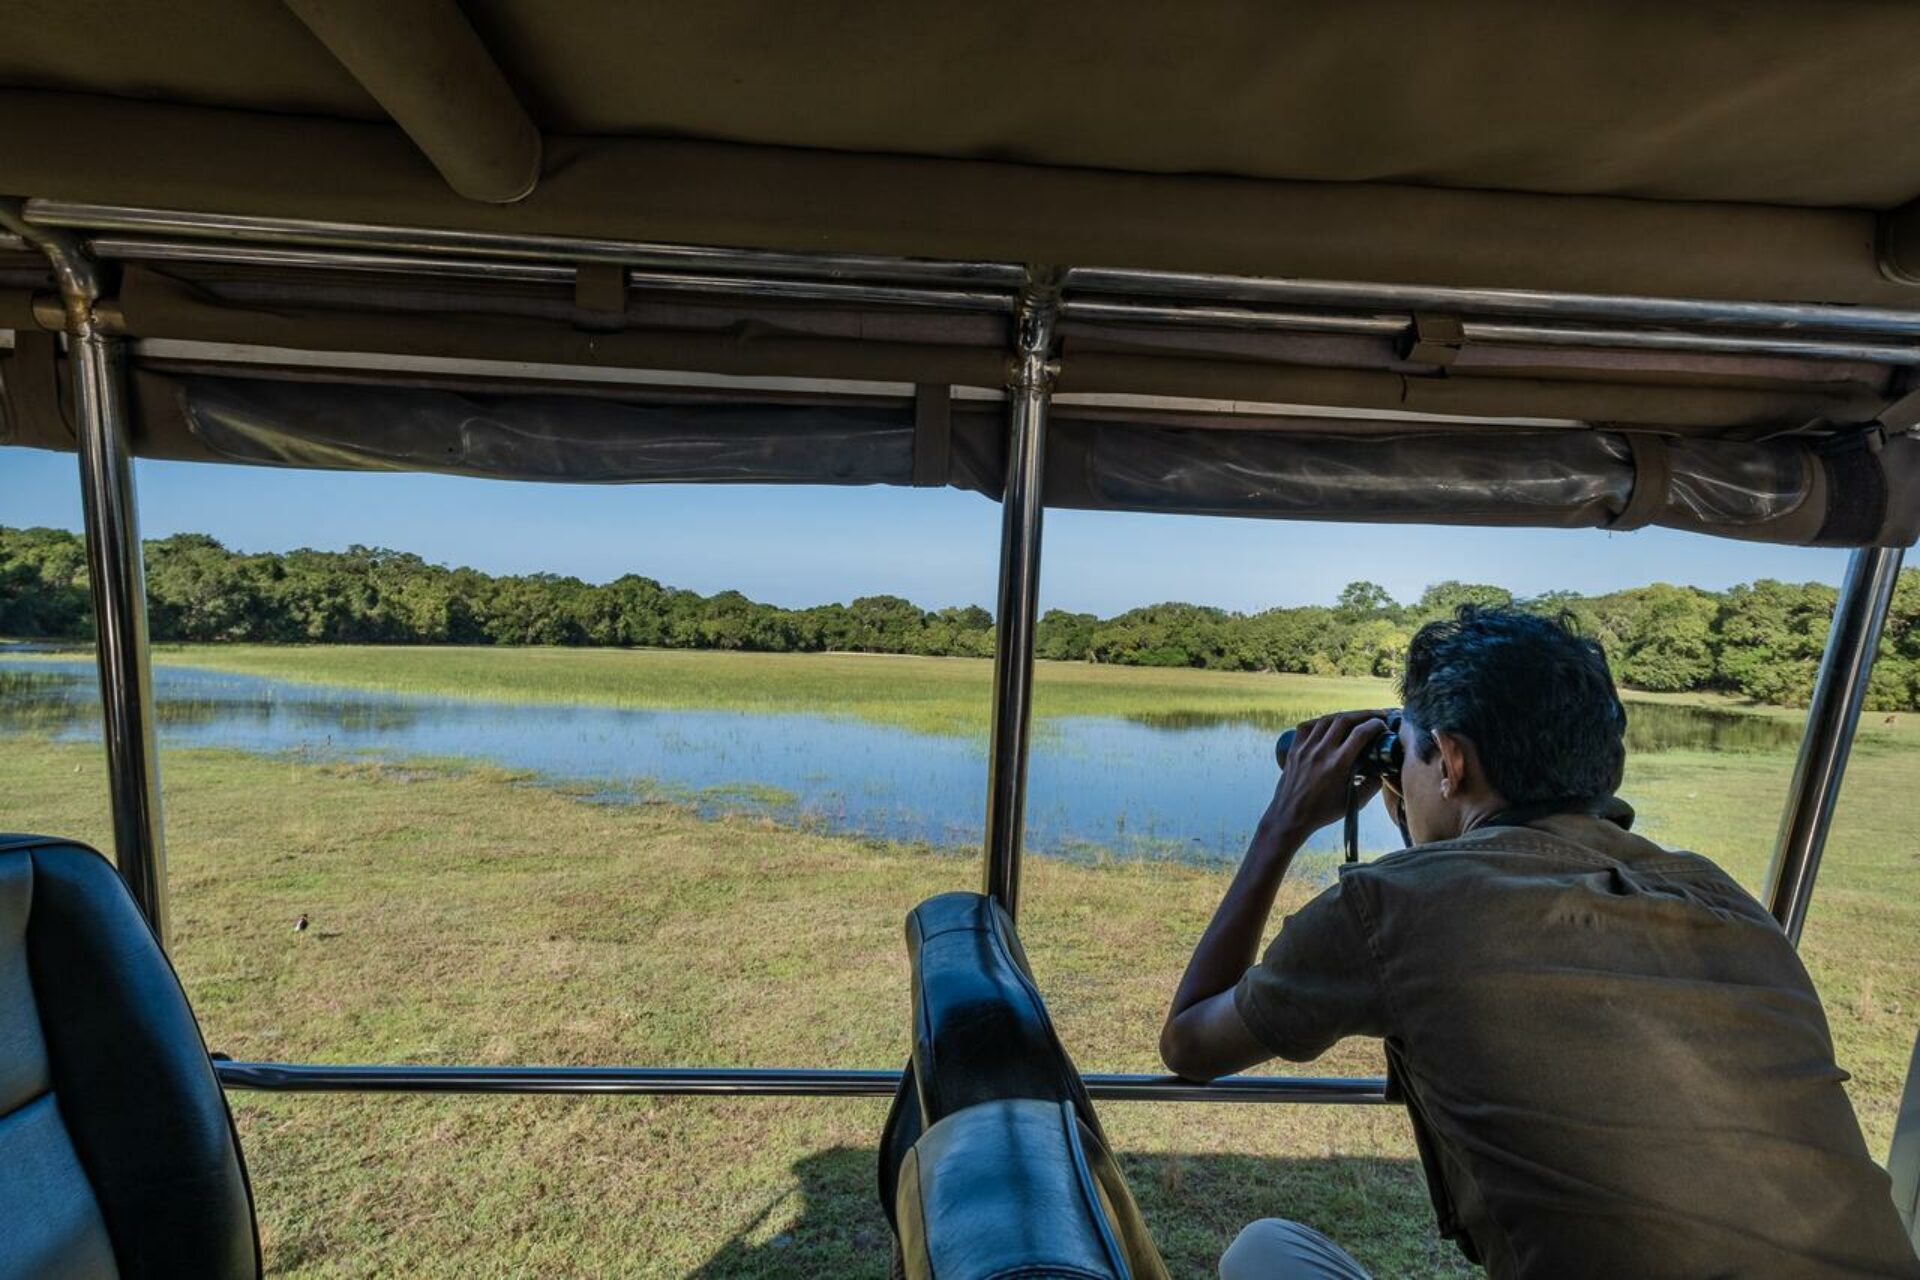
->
xmin=1069 ymin=300 xmax=1910 ymax=363
xmin=622 ymin=268 xmax=1013 ymax=313
xmin=46 ymin=201 xmax=1920 ymax=358
xmin=92 ymin=236 xmax=1015 ymax=314
xmin=27 ymin=200 xmax=1028 ymax=289
xmin=1062 ymin=297 xmax=1408 ymax=336
xmin=0 ymin=231 xmax=26 ymax=254
xmin=41 ymin=200 xmax=1920 ymax=345
xmin=1461 ymin=319 xmax=1919 ymax=366
xmin=128 ymin=338 xmax=1591 ymax=429
xmin=1086 ymin=1073 xmax=1389 ymax=1104
xmin=212 ymin=1060 xmax=1392 ymax=1105
xmin=99 ymin=241 xmax=1891 ymax=356
xmin=1064 ymin=266 xmax=1920 ymax=338
xmin=91 ymin=236 xmax=573 ymax=284
xmin=130 ymin=337 xmax=923 ymax=399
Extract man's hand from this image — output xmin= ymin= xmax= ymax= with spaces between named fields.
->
xmin=1261 ymin=710 xmax=1391 ymax=843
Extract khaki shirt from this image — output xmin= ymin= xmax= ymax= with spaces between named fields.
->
xmin=1235 ymin=809 xmax=1920 ymax=1279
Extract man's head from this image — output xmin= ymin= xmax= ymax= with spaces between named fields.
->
xmin=1392 ymin=605 xmax=1626 ymax=844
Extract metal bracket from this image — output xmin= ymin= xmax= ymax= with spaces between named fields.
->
xmin=0 ymin=197 xmax=104 ymax=333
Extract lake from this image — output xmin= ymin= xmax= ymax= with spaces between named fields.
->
xmin=0 ymin=659 xmax=1801 ymax=867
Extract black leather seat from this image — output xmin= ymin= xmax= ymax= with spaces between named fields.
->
xmin=904 ymin=890 xmax=1098 ymax=1124
xmin=881 ymin=892 xmax=1166 ymax=1280
xmin=0 ymin=834 xmax=260 ymax=1280
xmin=896 ymin=1099 xmax=1160 ymax=1280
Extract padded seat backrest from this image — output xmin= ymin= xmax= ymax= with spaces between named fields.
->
xmin=896 ymin=1099 xmax=1147 ymax=1280
xmin=1893 ymin=1029 xmax=1920 ymax=1256
xmin=904 ymin=891 xmax=1099 ymax=1127
xmin=0 ymin=835 xmax=260 ymax=1280
xmin=880 ymin=892 xmax=1167 ymax=1280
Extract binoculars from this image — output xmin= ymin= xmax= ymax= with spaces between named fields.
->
xmin=1274 ymin=710 xmax=1406 ymax=783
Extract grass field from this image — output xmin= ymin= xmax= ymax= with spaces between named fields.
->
xmin=130 ymin=643 xmax=1403 ymax=738
xmin=2 ymin=650 xmax=1915 ymax=1278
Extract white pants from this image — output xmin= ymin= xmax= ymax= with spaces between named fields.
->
xmin=1219 ymin=1219 xmax=1373 ymax=1280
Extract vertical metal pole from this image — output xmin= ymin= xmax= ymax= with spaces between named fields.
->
xmin=73 ymin=329 xmax=169 ymax=942
xmin=1764 ymin=545 xmax=1904 ymax=945
xmin=2 ymin=201 xmax=169 ymax=943
xmin=982 ymin=273 xmax=1061 ymax=918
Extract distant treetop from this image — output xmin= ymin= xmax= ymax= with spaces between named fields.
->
xmin=3 ymin=526 xmax=1913 ymax=710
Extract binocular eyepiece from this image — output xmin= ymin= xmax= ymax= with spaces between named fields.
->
xmin=1275 ymin=710 xmax=1406 ymax=781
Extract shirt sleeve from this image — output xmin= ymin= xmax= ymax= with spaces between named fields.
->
xmin=1233 ymin=872 xmax=1389 ymax=1061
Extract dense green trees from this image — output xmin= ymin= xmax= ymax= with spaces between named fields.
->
xmin=6 ymin=524 xmax=1920 ymax=709
xmin=0 ymin=526 xmax=90 ymax=637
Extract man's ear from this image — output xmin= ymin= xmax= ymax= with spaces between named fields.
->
xmin=1431 ymin=729 xmax=1473 ymax=798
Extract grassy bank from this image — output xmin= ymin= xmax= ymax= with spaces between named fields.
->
xmin=123 ymin=643 xmax=1398 ymax=738
xmin=2 ymin=725 xmax=1915 ymax=1278
xmin=122 ymin=641 xmax=1910 ymax=748
xmin=3 ymin=739 xmax=1461 ymax=1278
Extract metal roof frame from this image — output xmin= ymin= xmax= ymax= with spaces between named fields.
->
xmin=0 ymin=197 xmax=1905 ymax=1106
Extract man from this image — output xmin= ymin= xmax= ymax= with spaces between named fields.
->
xmin=1160 ymin=606 xmax=1919 ymax=1279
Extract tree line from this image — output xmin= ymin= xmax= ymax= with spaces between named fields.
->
xmin=5 ymin=525 xmax=1919 ymax=709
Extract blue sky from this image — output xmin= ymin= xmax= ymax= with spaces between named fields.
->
xmin=0 ymin=447 xmax=1849 ymax=615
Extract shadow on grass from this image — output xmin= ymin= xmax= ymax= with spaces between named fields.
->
xmin=690 ymin=1146 xmax=1468 ymax=1280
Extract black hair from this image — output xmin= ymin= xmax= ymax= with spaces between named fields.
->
xmin=1400 ymin=605 xmax=1626 ymax=806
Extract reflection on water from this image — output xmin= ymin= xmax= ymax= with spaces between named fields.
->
xmin=1 ymin=661 xmax=1798 ymax=867
xmin=1619 ymin=701 xmax=1802 ymax=754
xmin=1126 ymin=702 xmax=1801 ymax=756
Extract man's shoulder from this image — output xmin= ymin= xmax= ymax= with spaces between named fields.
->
xmin=1353 ymin=824 xmax=1598 ymax=877
xmin=1351 ymin=818 xmax=1738 ymax=888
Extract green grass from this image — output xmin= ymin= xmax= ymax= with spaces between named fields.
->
xmin=129 ymin=643 xmax=1400 ymax=738
xmin=1 ymin=653 xmax=1915 ymax=1278
xmin=1 ymin=740 xmax=1469 ymax=1279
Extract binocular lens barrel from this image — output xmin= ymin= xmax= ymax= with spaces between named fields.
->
xmin=1274 ymin=727 xmax=1298 ymax=769
xmin=1273 ymin=713 xmax=1404 ymax=777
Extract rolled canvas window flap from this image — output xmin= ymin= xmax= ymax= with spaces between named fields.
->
xmin=1660 ymin=436 xmax=1811 ymax=526
xmin=1056 ymin=423 xmax=1635 ymax=525
xmin=1049 ymin=421 xmax=1920 ymax=547
xmin=179 ymin=376 xmax=917 ymax=485
xmin=171 ymin=375 xmax=1919 ymax=546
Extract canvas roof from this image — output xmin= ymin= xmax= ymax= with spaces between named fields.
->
xmin=5 ymin=1 xmax=1920 ymax=302
xmin=6 ymin=1 xmax=1920 ymax=549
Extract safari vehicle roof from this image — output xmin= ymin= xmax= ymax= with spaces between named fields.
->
xmin=7 ymin=1 xmax=1920 ymax=297
xmin=5 ymin=1 xmax=1920 ymax=547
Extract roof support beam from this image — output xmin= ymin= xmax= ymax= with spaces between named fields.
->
xmin=283 ymin=0 xmax=541 ymax=205
xmin=0 ymin=200 xmax=170 ymax=944
xmin=1765 ymin=545 xmax=1905 ymax=944
xmin=982 ymin=272 xmax=1062 ymax=919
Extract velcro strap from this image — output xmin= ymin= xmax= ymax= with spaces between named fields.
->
xmin=1876 ymin=386 xmax=1920 ymax=433
xmin=912 ymin=384 xmax=952 ymax=487
xmin=1608 ymin=432 xmax=1671 ymax=531
xmin=1402 ymin=313 xmax=1465 ymax=367
xmin=1815 ymin=428 xmax=1888 ymax=544
xmin=573 ymin=263 xmax=627 ymax=332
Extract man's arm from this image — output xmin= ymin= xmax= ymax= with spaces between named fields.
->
xmin=1159 ymin=710 xmax=1386 ymax=1082
xmin=1158 ymin=812 xmax=1311 ymax=1080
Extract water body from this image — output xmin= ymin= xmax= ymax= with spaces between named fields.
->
xmin=0 ymin=660 xmax=1798 ymax=867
